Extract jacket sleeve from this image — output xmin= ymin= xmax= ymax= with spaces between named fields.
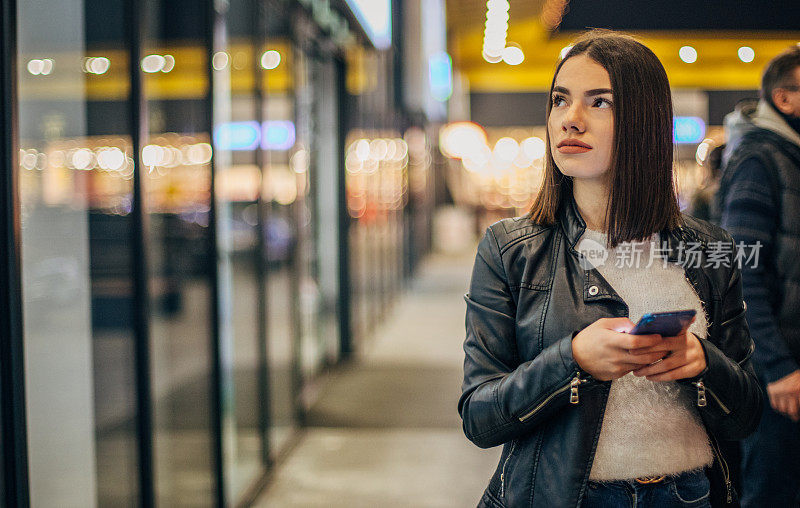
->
xmin=692 ymin=232 xmax=764 ymax=440
xmin=458 ymin=227 xmax=583 ymax=449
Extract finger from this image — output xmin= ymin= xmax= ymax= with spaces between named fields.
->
xmin=766 ymin=385 xmax=777 ymax=398
xmin=607 ymin=363 xmax=642 ymax=379
xmin=598 ymin=317 xmax=635 ymax=332
xmin=610 ymin=346 xmax=664 ymax=366
xmin=624 ymin=350 xmax=669 ymax=366
xmin=644 ymin=364 xmax=700 ymax=382
xmin=642 ymin=334 xmax=703 ymax=364
xmin=660 ymin=331 xmax=693 ymax=347
xmin=776 ymin=399 xmax=798 ymax=422
xmin=769 ymin=395 xmax=784 ymax=414
xmin=617 ymin=363 xmax=644 ymax=371
xmin=769 ymin=393 xmax=781 ymax=413
xmin=619 ymin=333 xmax=663 ymax=350
xmin=677 ymin=316 xmax=697 ymax=335
xmin=774 ymin=396 xmax=789 ymax=417
xmin=786 ymin=398 xmax=800 ymax=422
xmin=633 ymin=354 xmax=685 ymax=377
xmin=629 ymin=337 xmax=682 ymax=355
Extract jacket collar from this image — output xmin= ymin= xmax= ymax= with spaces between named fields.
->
xmin=558 ymin=192 xmax=689 ymax=258
xmin=557 ymin=193 xmax=694 ymax=304
xmin=751 ymin=99 xmax=800 ymax=149
xmin=558 ymin=192 xmax=588 ymax=251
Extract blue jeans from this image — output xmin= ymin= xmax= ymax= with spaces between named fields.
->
xmin=740 ymin=383 xmax=800 ymax=508
xmin=581 ymin=470 xmax=711 ymax=508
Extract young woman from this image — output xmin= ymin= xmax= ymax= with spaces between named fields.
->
xmin=459 ymin=30 xmax=762 ymax=508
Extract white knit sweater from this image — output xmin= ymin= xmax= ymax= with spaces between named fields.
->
xmin=577 ymin=229 xmax=714 ymax=481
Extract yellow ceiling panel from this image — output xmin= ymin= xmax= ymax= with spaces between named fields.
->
xmin=446 ymin=0 xmax=800 ymax=92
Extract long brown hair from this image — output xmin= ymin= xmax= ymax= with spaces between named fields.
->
xmin=529 ymin=29 xmax=681 ymax=246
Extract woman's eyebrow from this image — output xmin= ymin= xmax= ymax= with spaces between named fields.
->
xmin=552 ymin=86 xmax=613 ymax=96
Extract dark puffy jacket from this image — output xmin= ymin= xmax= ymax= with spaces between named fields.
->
xmin=719 ymin=126 xmax=800 ymax=365
xmin=459 ymin=196 xmax=763 ymax=508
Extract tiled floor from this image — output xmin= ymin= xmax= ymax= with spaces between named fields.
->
xmin=253 ymin=249 xmax=501 ymax=507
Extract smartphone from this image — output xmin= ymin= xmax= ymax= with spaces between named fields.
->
xmin=629 ymin=310 xmax=696 ymax=336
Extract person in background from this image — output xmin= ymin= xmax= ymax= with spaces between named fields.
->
xmin=717 ymin=44 xmax=800 ymax=507
xmin=688 ymin=143 xmax=724 ymax=222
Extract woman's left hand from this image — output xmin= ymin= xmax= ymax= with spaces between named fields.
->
xmin=629 ymin=328 xmax=708 ymax=381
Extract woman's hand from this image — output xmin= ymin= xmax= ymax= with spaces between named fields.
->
xmin=630 ymin=322 xmax=707 ymax=381
xmin=572 ymin=318 xmax=669 ymax=381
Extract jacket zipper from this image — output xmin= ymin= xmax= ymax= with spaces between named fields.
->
xmin=709 ymin=432 xmax=733 ymax=503
xmin=519 ymin=372 xmax=585 ymax=422
xmin=693 ymin=380 xmax=732 ymax=414
xmin=691 ymin=334 xmax=752 ymax=413
xmin=694 ymin=380 xmax=707 ymax=407
xmin=499 ymin=439 xmax=516 ymax=498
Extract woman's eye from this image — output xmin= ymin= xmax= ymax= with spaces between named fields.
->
xmin=552 ymin=95 xmax=566 ymax=107
xmin=593 ymin=97 xmax=612 ymax=108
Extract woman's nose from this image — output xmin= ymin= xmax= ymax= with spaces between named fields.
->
xmin=562 ymin=104 xmax=586 ymax=133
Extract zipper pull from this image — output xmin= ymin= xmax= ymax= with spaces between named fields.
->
xmin=694 ymin=380 xmax=707 ymax=407
xmin=569 ymin=373 xmax=581 ymax=404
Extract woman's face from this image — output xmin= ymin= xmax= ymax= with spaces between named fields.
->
xmin=547 ymin=54 xmax=615 ymax=183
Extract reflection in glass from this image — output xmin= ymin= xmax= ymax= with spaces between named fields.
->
xmin=263 ymin=5 xmax=299 ymax=459
xmin=263 ymin=40 xmax=299 ymax=456
xmin=311 ymin=57 xmax=341 ymax=370
xmin=143 ymin=3 xmax=215 ymax=504
xmin=18 ymin=0 xmax=140 ymax=504
xmin=217 ymin=0 xmax=267 ymax=499
xmin=345 ymin=128 xmax=409 ymax=350
xmin=293 ymin=48 xmax=322 ymax=378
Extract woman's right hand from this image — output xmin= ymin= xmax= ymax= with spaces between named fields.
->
xmin=571 ymin=318 xmax=668 ymax=381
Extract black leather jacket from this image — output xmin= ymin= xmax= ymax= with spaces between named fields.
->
xmin=459 ymin=197 xmax=763 ymax=508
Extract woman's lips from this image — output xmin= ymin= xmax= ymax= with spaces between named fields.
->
xmin=557 ymin=145 xmax=591 ymax=154
xmin=557 ymin=139 xmax=592 ymax=154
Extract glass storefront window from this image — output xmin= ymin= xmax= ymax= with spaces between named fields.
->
xmin=18 ymin=0 xmax=140 ymax=505
xmin=310 ymin=56 xmax=342 ymax=369
xmin=345 ymin=126 xmax=408 ymax=350
xmin=217 ymin=0 xmax=267 ymax=500
xmin=9 ymin=0 xmax=408 ymax=505
xmin=143 ymin=1 xmax=215 ymax=504
xmin=262 ymin=26 xmax=299 ymax=458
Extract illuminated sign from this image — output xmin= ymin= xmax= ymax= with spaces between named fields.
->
xmin=344 ymin=0 xmax=391 ymax=50
xmin=673 ymin=116 xmax=706 ymax=144
xmin=429 ymin=52 xmax=452 ymax=102
xmin=214 ymin=121 xmax=260 ymax=151
xmin=213 ymin=121 xmax=296 ymax=151
xmin=262 ymin=121 xmax=296 ymax=150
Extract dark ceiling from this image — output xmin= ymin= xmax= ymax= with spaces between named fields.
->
xmin=559 ymin=0 xmax=800 ymax=31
